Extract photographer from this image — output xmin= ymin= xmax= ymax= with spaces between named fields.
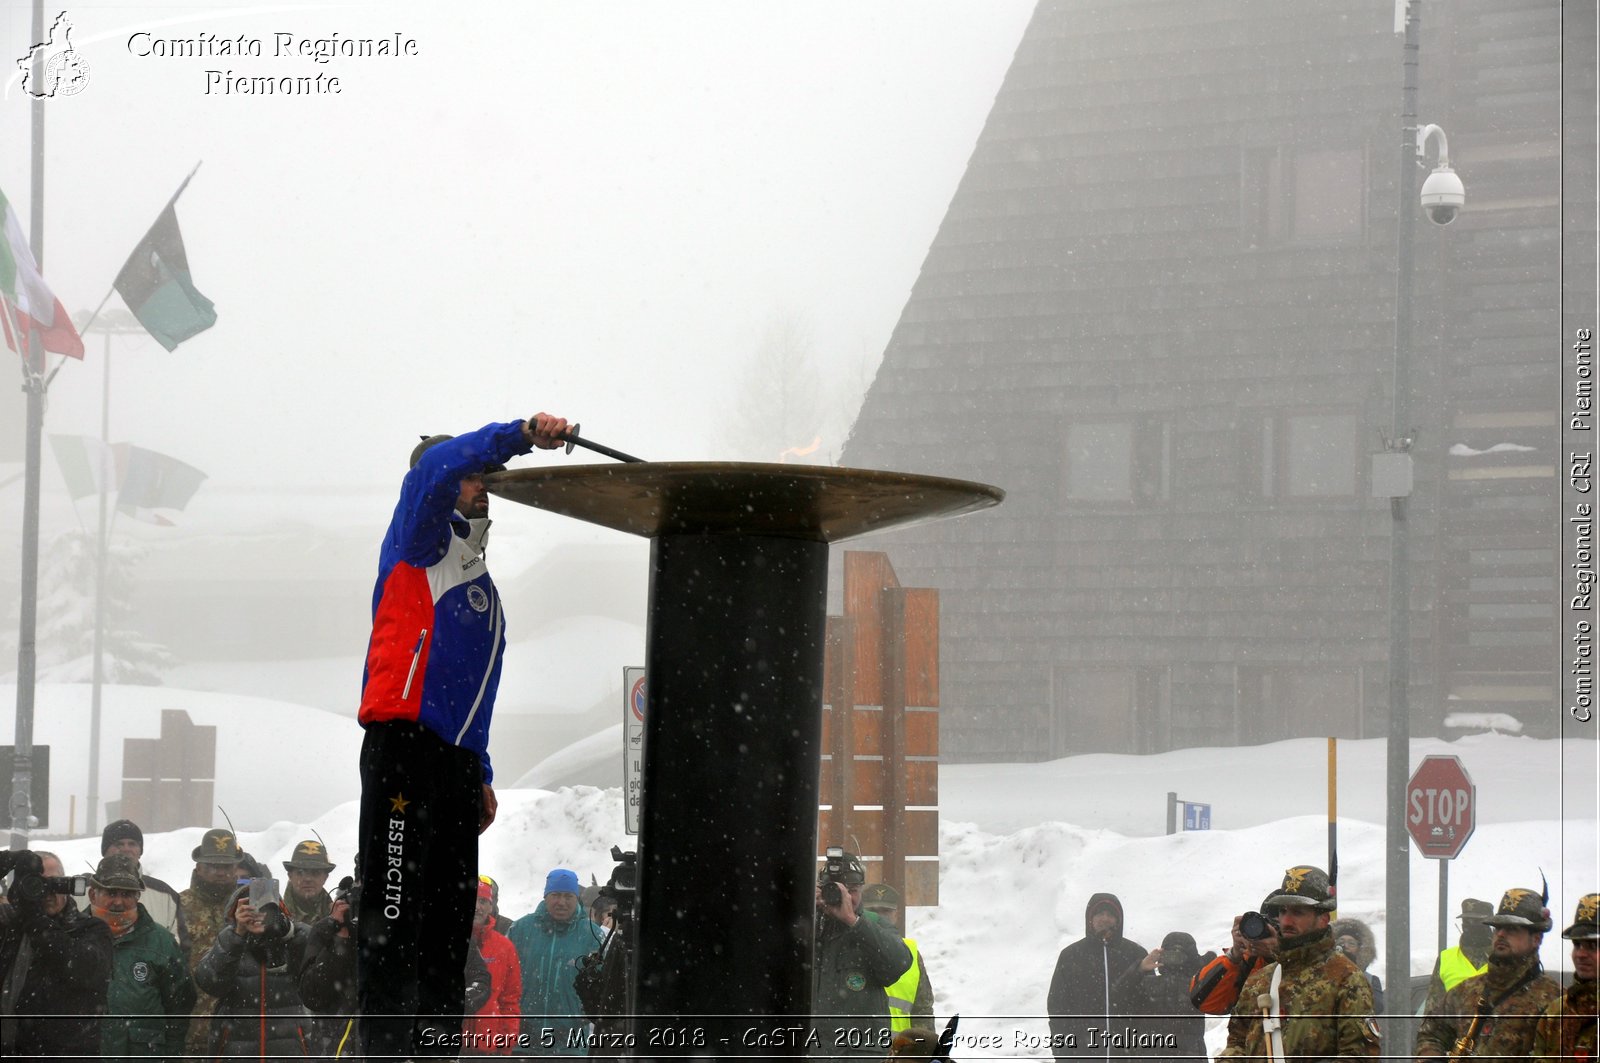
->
xmin=193 ymin=881 xmax=313 ymax=1057
xmin=1189 ymin=898 xmax=1281 ymax=1015
xmin=0 ymin=848 xmax=113 ymax=1061
xmin=300 ymin=877 xmax=359 ymax=1058
xmin=813 ymin=848 xmax=913 ymax=1062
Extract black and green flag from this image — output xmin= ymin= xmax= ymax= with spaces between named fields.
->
xmin=114 ymin=173 xmax=216 ymax=351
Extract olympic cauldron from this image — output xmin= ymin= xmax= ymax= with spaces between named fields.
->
xmin=489 ymin=462 xmax=1002 ymax=1057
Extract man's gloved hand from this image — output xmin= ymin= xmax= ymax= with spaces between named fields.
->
xmin=11 ymin=873 xmax=53 ymax=913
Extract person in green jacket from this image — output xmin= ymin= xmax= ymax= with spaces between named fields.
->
xmin=507 ymin=868 xmax=606 ymax=1056
xmin=813 ymin=850 xmax=913 ymax=1062
xmin=861 ymin=883 xmax=934 ymax=1032
xmin=88 ymin=854 xmax=197 ymax=1061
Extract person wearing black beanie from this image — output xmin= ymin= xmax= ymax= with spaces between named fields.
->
xmin=99 ymin=817 xmax=190 ymax=958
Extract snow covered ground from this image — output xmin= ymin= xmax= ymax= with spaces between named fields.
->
xmin=11 ymin=677 xmax=1596 ymax=1055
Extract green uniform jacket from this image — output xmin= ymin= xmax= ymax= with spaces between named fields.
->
xmin=1220 ymin=928 xmax=1380 ymax=1063
xmin=813 ymin=910 xmax=913 ymax=1061
xmin=1532 ymin=977 xmax=1597 ymax=1063
xmin=1415 ymin=955 xmax=1562 ymax=1061
xmin=102 ymin=905 xmax=198 ymax=1061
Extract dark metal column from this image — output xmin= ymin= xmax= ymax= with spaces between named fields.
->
xmin=636 ymin=532 xmax=828 ymax=1051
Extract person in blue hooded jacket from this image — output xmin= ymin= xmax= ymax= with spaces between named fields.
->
xmin=508 ymin=868 xmax=607 ymax=1056
xmin=355 ymin=414 xmax=571 ymax=1063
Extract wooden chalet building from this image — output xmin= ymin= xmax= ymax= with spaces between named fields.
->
xmin=839 ymin=0 xmax=1568 ymax=759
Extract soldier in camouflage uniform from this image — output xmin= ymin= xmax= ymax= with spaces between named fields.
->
xmin=282 ymin=839 xmax=337 ymax=925
xmin=178 ymin=827 xmax=246 ymax=1058
xmin=1220 ymin=865 xmax=1380 ymax=1063
xmin=1415 ymin=886 xmax=1562 ymax=1062
xmin=1533 ymin=893 xmax=1598 ymax=1063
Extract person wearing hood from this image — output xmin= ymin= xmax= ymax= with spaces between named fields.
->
xmin=1424 ymin=897 xmax=1494 ymax=1015
xmin=1218 ymin=865 xmax=1379 ymax=1062
xmin=1046 ymin=892 xmax=1147 ymax=1060
xmin=507 ymin=868 xmax=605 ymax=1056
xmin=177 ymin=827 xmax=246 ymax=1059
xmin=1415 ymin=886 xmax=1562 ymax=1061
xmin=1533 ymin=892 xmax=1598 ymax=1063
xmin=1110 ymin=930 xmax=1211 ymax=1059
xmin=356 ymin=414 xmax=570 ymax=1063
xmin=90 ymin=854 xmax=197 ymax=1061
xmin=1331 ymin=917 xmax=1384 ymax=1015
xmin=192 ymin=880 xmax=314 ymax=1057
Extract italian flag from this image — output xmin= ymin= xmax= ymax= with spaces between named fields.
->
xmin=0 ymin=185 xmax=84 ymax=359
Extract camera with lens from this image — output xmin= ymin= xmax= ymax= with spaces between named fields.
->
xmin=1240 ymin=909 xmax=1280 ymax=941
xmin=819 ymin=846 xmax=849 ymax=907
xmin=0 ymin=849 xmax=88 ymax=902
xmin=333 ymin=875 xmax=360 ymax=933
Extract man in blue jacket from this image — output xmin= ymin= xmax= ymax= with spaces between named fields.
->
xmin=356 ymin=413 xmax=569 ymax=1062
xmin=508 ymin=868 xmax=606 ymax=1055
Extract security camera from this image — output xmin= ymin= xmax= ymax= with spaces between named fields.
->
xmin=1420 ymin=165 xmax=1464 ymax=225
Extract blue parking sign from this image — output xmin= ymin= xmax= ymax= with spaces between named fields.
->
xmin=1182 ymin=802 xmax=1211 ymax=830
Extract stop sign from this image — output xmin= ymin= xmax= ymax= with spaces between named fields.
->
xmin=1407 ymin=755 xmax=1476 ymax=859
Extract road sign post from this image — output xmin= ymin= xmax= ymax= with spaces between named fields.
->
xmin=1407 ymin=755 xmax=1477 ymax=954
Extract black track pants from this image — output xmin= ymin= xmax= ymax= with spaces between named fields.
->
xmin=356 ymin=720 xmax=482 ymax=1061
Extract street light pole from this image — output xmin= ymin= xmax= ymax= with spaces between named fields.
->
xmin=1385 ymin=0 xmax=1421 ymax=1049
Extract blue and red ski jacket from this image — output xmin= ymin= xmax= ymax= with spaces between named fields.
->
xmin=359 ymin=422 xmax=533 ymax=783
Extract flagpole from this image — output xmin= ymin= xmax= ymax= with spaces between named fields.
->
xmin=87 ymin=329 xmax=112 ymax=834
xmin=10 ymin=0 xmax=48 ymax=850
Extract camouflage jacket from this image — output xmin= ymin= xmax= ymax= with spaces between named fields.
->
xmin=1533 ymin=977 xmax=1597 ymax=1063
xmin=1415 ymin=955 xmax=1562 ymax=1061
xmin=179 ymin=877 xmax=238 ymax=1056
xmin=1220 ymin=929 xmax=1380 ymax=1062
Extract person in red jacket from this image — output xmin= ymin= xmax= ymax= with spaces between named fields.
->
xmin=464 ymin=878 xmax=523 ymax=1056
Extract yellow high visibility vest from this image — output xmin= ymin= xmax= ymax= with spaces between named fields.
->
xmin=1438 ymin=946 xmax=1487 ymax=992
xmin=885 ymin=938 xmax=921 ymax=1033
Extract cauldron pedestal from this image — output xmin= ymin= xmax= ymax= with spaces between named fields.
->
xmin=490 ymin=462 xmax=1002 ymax=1057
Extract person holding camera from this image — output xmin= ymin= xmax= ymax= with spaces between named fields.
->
xmin=299 ymin=876 xmax=359 ymax=1059
xmin=1110 ymin=930 xmax=1211 ymax=1060
xmin=1046 ymin=892 xmax=1147 ymax=1060
xmin=1218 ymin=865 xmax=1379 ymax=1063
xmin=813 ymin=848 xmax=914 ymax=1062
xmin=90 ymin=853 xmax=196 ymax=1061
xmin=0 ymin=849 xmax=113 ymax=1061
xmin=1189 ymin=897 xmax=1282 ymax=1015
xmin=192 ymin=881 xmax=313 ymax=1057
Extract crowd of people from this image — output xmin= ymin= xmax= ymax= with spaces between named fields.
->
xmin=2 ymin=832 xmax=1592 ymax=1063
xmin=1040 ymin=864 xmax=1596 ymax=1063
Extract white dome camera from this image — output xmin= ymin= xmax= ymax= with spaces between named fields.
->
xmin=1420 ymin=166 xmax=1465 ymax=225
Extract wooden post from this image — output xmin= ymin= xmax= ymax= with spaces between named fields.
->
xmin=882 ymin=588 xmax=908 ymax=904
xmin=824 ymin=616 xmax=857 ymax=852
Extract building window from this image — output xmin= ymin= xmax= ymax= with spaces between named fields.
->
xmin=1257 ymin=412 xmax=1361 ymax=497
xmin=1244 ymin=146 xmax=1367 ymax=244
xmin=1286 ymin=413 xmax=1359 ymax=496
xmin=1063 ymin=419 xmax=1170 ymax=504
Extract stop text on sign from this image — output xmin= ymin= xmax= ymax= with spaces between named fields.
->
xmin=1409 ymin=786 xmax=1470 ymax=828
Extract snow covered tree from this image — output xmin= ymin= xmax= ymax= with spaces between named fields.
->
xmin=0 ymin=529 xmax=172 ymax=685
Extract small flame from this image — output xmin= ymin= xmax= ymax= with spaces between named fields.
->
xmin=777 ymin=436 xmax=822 ymax=464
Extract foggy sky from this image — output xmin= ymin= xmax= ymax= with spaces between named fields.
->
xmin=1 ymin=2 xmax=1033 ymax=495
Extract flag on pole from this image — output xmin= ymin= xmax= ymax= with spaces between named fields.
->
xmin=114 ymin=200 xmax=217 ymax=352
xmin=49 ymin=433 xmax=119 ymax=499
xmin=0 ymin=185 xmax=85 ymax=358
xmin=116 ymin=444 xmax=207 ymax=524
xmin=49 ymin=434 xmax=207 ymax=524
